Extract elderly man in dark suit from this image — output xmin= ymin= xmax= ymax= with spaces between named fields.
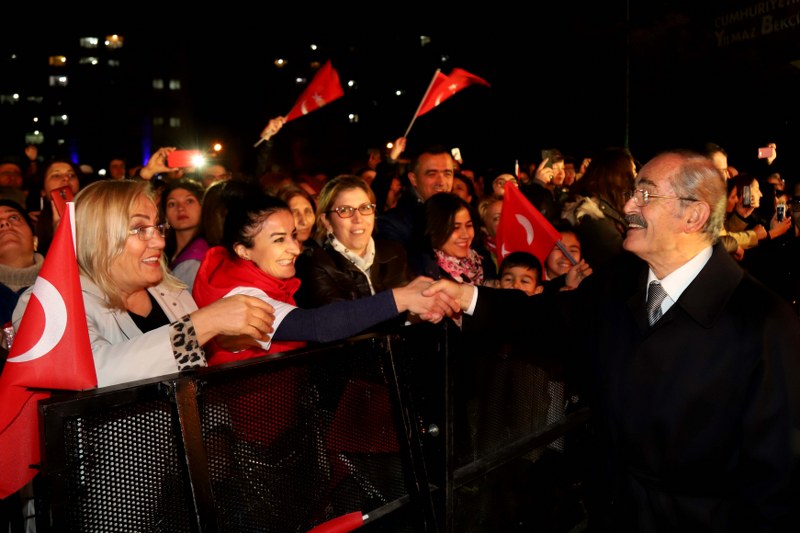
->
xmin=426 ymin=149 xmax=800 ymax=532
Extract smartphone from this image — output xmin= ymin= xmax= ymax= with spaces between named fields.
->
xmin=777 ymin=203 xmax=786 ymax=221
xmin=49 ymin=185 xmax=74 ymax=218
xmin=167 ymin=150 xmax=203 ymax=168
xmin=451 ymin=147 xmax=463 ymax=164
xmin=742 ymin=184 xmax=751 ymax=207
xmin=757 ymin=146 xmax=775 ymax=159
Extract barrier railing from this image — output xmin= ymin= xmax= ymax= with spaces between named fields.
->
xmin=34 ymin=321 xmax=590 ymax=532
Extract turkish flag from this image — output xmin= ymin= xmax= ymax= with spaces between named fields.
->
xmin=415 ymin=67 xmax=490 ymax=117
xmin=284 ymin=60 xmax=345 ymax=122
xmin=0 ymin=202 xmax=96 ymax=499
xmin=495 ymin=181 xmax=561 ymax=265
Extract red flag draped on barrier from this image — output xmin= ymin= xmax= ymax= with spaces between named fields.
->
xmin=284 ymin=60 xmax=345 ymax=123
xmin=0 ymin=203 xmax=96 ymax=499
xmin=495 ymin=181 xmax=562 ymax=265
xmin=415 ymin=67 xmax=490 ymax=117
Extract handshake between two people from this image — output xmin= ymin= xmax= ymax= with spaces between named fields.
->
xmin=203 ymin=276 xmax=475 ymax=354
xmin=391 ymin=276 xmax=467 ymax=323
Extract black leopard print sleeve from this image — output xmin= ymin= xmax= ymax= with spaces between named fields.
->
xmin=170 ymin=314 xmax=207 ymax=370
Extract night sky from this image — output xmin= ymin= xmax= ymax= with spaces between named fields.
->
xmin=7 ymin=2 xmax=800 ymax=179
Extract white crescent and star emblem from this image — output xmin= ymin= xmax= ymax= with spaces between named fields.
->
xmin=312 ymin=93 xmax=326 ymax=106
xmin=514 ymin=214 xmax=535 ymax=245
xmin=300 ymin=101 xmax=309 ymax=115
xmin=6 ymin=277 xmax=67 ymax=363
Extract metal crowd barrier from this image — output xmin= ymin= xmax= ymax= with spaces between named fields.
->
xmin=33 ymin=321 xmax=590 ymax=532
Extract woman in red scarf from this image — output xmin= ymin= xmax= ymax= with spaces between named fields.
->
xmin=192 ymin=184 xmax=455 ymax=365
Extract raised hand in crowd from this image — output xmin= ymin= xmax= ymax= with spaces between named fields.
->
xmin=388 ymin=136 xmax=407 ymax=162
xmin=535 ymin=158 xmax=556 ymax=184
xmin=259 ymin=116 xmax=286 ymax=143
xmin=138 ymin=146 xmax=181 ymax=180
xmin=563 ymin=259 xmax=593 ymax=291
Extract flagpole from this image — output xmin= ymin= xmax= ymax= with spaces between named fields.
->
xmin=555 ymin=240 xmax=578 ymax=265
xmin=404 ymin=69 xmax=441 ymax=138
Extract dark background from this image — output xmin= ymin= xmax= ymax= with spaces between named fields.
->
xmin=4 ymin=1 xmax=800 ymax=181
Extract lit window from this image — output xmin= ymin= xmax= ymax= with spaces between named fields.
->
xmin=0 ymin=94 xmax=16 ymax=104
xmin=309 ymin=60 xmax=321 ymax=69
xmin=169 ymin=117 xmax=181 ymax=128
xmin=420 ymin=35 xmax=431 ymax=47
xmin=48 ymin=55 xmax=67 ymax=67
xmin=26 ymin=95 xmax=43 ymax=104
xmin=168 ymin=79 xmax=181 ymax=90
xmin=348 ymin=114 xmax=359 ymax=123
xmin=49 ymin=76 xmax=68 ymax=87
xmin=153 ymin=117 xmax=164 ymax=126
xmin=153 ymin=79 xmax=164 ymax=90
xmin=80 ymin=37 xmax=99 ymax=48
xmin=79 ymin=57 xmax=100 ymax=66
xmin=50 ymin=114 xmax=68 ymax=126
xmin=105 ymin=35 xmax=124 ymax=49
xmin=57 ymin=139 xmax=65 ymax=146
xmin=108 ymin=59 xmax=120 ymax=67
xmin=25 ymin=131 xmax=44 ymax=144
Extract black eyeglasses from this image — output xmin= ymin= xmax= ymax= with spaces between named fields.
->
xmin=128 ymin=223 xmax=169 ymax=241
xmin=624 ymin=189 xmax=697 ymax=207
xmin=328 ymin=202 xmax=376 ymax=218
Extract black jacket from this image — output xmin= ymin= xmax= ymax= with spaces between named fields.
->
xmin=294 ymin=238 xmax=412 ymax=309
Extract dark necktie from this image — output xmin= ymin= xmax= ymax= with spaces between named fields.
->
xmin=647 ymin=281 xmax=667 ymax=326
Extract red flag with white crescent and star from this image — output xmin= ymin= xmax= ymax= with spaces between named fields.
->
xmin=284 ymin=60 xmax=345 ymax=122
xmin=495 ymin=180 xmax=562 ymax=265
xmin=415 ymin=67 xmax=491 ymax=117
xmin=0 ymin=202 xmax=96 ymax=499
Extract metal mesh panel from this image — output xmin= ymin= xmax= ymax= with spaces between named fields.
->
xmin=199 ymin=347 xmax=409 ymax=532
xmin=61 ymin=398 xmax=192 ymax=532
xmin=451 ymin=342 xmax=588 ymax=532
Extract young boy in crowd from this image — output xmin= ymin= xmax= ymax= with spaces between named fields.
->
xmin=498 ymin=251 xmax=544 ymax=296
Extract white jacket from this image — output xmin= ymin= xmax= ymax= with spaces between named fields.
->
xmin=13 ymin=275 xmax=200 ymax=388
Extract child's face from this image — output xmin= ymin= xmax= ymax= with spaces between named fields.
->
xmin=546 ymin=231 xmax=581 ymax=279
xmin=500 ymin=266 xmax=542 ymax=296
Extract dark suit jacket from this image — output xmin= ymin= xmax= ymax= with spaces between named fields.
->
xmin=466 ymin=243 xmax=800 ymax=532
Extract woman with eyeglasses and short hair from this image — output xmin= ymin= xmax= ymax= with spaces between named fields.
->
xmin=294 ymin=176 xmax=412 ymax=322
xmin=13 ymin=179 xmax=277 ymax=387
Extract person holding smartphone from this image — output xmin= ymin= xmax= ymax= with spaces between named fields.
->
xmin=725 ymin=173 xmax=791 ymax=248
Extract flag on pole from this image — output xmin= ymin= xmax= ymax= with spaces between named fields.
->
xmin=495 ymin=180 xmax=562 ymax=265
xmin=284 ymin=60 xmax=345 ymax=122
xmin=0 ymin=203 xmax=96 ymax=499
xmin=415 ymin=67 xmax=490 ymax=117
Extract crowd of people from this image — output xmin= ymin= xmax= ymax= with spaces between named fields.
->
xmin=1 ymin=120 xmax=799 ymax=530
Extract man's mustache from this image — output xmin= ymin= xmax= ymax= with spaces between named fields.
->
xmin=625 ymin=214 xmax=647 ymax=228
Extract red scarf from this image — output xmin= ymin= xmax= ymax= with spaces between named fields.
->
xmin=193 ymin=246 xmax=305 ymax=364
